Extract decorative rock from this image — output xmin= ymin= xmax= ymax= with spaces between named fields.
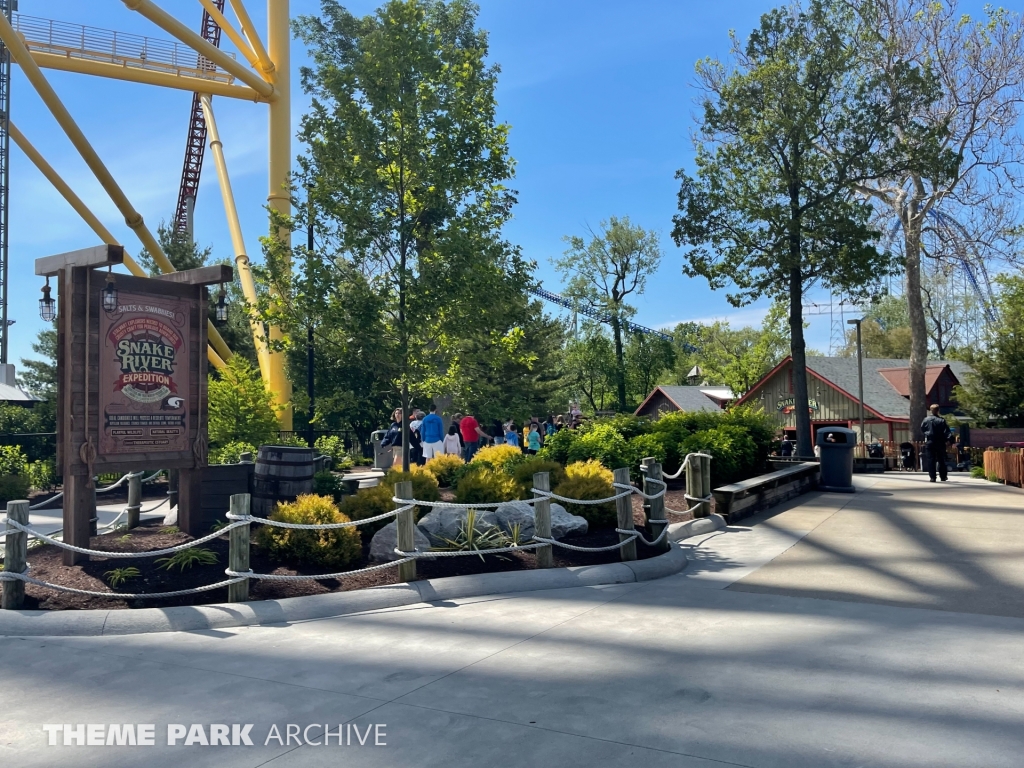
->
xmin=370 ymin=521 xmax=431 ymax=562
xmin=550 ymin=502 xmax=588 ymax=538
xmin=416 ymin=506 xmax=500 ymax=546
xmin=493 ymin=500 xmax=588 ymax=540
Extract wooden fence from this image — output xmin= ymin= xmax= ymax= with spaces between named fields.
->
xmin=983 ymin=449 xmax=1024 ymax=487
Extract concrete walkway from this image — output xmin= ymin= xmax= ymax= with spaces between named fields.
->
xmin=2 ymin=473 xmax=1023 ymax=767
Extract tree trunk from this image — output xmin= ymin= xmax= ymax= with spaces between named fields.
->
xmin=611 ymin=315 xmax=626 ymax=412
xmin=789 ymin=267 xmax=813 ymax=457
xmin=904 ymin=211 xmax=928 ymax=440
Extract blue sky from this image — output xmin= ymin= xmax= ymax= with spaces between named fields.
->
xmin=5 ymin=0 xmax=969 ymax=368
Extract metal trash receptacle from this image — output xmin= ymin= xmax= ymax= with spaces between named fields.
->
xmin=817 ymin=426 xmax=856 ymax=493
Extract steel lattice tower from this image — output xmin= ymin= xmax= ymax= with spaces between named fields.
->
xmin=172 ymin=1 xmax=225 ymax=239
xmin=0 ymin=0 xmax=12 ymax=362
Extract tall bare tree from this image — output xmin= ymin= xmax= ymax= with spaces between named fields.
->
xmin=851 ymin=0 xmax=1024 ymax=437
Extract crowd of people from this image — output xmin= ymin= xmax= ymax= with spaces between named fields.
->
xmin=379 ymin=402 xmax=588 ymax=467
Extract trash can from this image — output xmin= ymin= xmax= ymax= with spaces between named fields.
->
xmin=817 ymin=426 xmax=856 ymax=493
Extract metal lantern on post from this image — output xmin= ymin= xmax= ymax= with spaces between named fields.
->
xmin=38 ymin=277 xmax=56 ymax=321
xmin=101 ymin=268 xmax=118 ymax=312
xmin=215 ymin=283 xmax=228 ymax=323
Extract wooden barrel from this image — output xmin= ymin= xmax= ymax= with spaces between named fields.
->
xmin=253 ymin=445 xmax=315 ymax=517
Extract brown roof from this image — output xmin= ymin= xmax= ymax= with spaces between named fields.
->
xmin=877 ymin=365 xmax=951 ymax=397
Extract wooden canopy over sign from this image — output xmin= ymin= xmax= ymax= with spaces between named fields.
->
xmin=39 ymin=245 xmax=231 ymax=562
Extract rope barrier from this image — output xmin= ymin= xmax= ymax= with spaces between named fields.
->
xmin=661 ymin=452 xmax=713 ymax=480
xmin=0 ymin=565 xmax=245 ymax=599
xmin=531 ymin=534 xmax=638 ymax=552
xmin=227 ymin=507 xmax=406 ymax=530
xmin=530 ymin=485 xmax=634 ymax=506
xmin=225 ymin=559 xmax=418 ymax=581
xmin=395 ymin=543 xmax=546 ymax=558
xmin=1 ymin=517 xmax=247 ymax=559
xmin=392 ymin=497 xmax=538 ymax=509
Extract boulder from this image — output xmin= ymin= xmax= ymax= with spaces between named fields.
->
xmin=369 ymin=520 xmax=431 ymax=562
xmin=550 ymin=502 xmax=589 ymax=538
xmin=416 ymin=506 xmax=500 ymax=546
xmin=493 ymin=500 xmax=588 ymax=540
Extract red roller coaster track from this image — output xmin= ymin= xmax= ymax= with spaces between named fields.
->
xmin=172 ymin=1 xmax=225 ymax=236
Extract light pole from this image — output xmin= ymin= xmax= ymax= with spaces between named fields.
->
xmin=306 ymin=188 xmax=315 ymax=449
xmin=847 ymin=318 xmax=865 ymax=450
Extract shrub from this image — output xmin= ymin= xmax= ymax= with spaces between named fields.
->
xmin=27 ymin=458 xmax=57 ymax=491
xmin=208 ymin=356 xmax=280 ymax=450
xmin=339 ymin=466 xmax=440 ymax=536
xmin=424 ymin=453 xmax=465 ymax=487
xmin=156 ymin=547 xmax=218 ymax=571
xmin=454 ymin=465 xmax=519 ymax=504
xmin=566 ymin=423 xmax=631 ymax=469
xmin=313 ymin=471 xmax=345 ymax=503
xmin=970 ymin=465 xmax=985 ymax=479
xmin=590 ymin=414 xmax=651 ymax=440
xmin=472 ymin=443 xmax=524 ymax=468
xmin=511 ymin=458 xmax=566 ymax=500
xmin=626 ymin=433 xmax=667 ymax=482
xmin=255 ymin=494 xmax=361 ymax=569
xmin=681 ymin=425 xmax=758 ymax=486
xmin=552 ymin=460 xmax=617 ymax=528
xmin=314 ymin=435 xmax=355 ymax=470
xmin=209 ymin=440 xmax=258 ymax=465
xmin=0 ymin=473 xmax=30 ymax=504
xmin=537 ymin=427 xmax=577 ymax=465
xmin=0 ymin=444 xmax=28 ymax=477
xmin=650 ymin=412 xmax=692 ymax=472
xmin=986 ymin=472 xmax=999 ymax=483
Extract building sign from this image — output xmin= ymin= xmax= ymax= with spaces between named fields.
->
xmin=777 ymin=397 xmax=819 ymax=414
xmin=98 ymin=292 xmax=191 ymax=455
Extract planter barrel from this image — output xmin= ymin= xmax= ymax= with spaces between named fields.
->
xmin=253 ymin=445 xmax=315 ymax=517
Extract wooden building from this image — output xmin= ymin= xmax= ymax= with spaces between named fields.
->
xmin=734 ymin=356 xmax=972 ymax=444
xmin=634 ymin=385 xmax=729 ymax=418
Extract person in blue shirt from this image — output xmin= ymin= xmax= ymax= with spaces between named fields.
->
xmin=503 ymin=417 xmax=520 ymax=448
xmin=419 ymin=404 xmax=446 ymax=460
xmin=526 ymin=423 xmax=542 ymax=455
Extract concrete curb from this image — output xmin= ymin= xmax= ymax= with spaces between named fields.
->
xmin=668 ymin=513 xmax=726 ymax=542
xmin=0 ymin=538 xmax=695 ymax=637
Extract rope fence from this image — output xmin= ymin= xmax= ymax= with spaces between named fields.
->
xmin=0 ymin=453 xmax=713 ymax=608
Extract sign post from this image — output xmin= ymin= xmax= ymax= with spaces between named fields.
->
xmin=37 ymin=247 xmax=228 ymax=563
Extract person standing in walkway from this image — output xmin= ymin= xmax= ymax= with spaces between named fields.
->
xmin=442 ymin=423 xmax=463 ymax=456
xmin=380 ymin=408 xmax=403 ymax=468
xmin=503 ymin=417 xmax=520 ymax=448
xmin=459 ymin=412 xmax=489 ymax=461
xmin=419 ymin=404 xmax=445 ymax=461
xmin=525 ymin=423 xmax=542 ymax=455
xmin=921 ymin=403 xmax=952 ymax=482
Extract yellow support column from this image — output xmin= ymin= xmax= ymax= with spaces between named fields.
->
xmin=199 ymin=95 xmax=272 ymax=383
xmin=267 ymin=0 xmax=292 ymax=429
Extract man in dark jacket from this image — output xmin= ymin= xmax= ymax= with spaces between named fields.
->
xmin=921 ymin=404 xmax=952 ymax=482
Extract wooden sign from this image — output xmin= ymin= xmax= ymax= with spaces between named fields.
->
xmin=38 ymin=246 xmax=230 ymax=560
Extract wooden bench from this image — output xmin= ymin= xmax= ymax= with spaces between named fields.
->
xmin=713 ymin=462 xmax=820 ymax=524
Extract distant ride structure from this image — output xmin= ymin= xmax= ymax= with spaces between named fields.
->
xmin=1 ymin=1 xmax=295 ymax=427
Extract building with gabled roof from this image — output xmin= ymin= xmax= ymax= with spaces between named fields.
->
xmin=633 ymin=385 xmax=733 ymax=419
xmin=733 ymin=356 xmax=972 ymax=444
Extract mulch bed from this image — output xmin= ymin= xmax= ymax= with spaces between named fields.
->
xmin=19 ymin=511 xmax=678 ymax=612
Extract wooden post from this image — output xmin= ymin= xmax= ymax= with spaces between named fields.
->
xmin=177 ymin=468 xmax=202 ymax=537
xmin=167 ymin=469 xmax=180 ymax=509
xmin=614 ymin=466 xmax=636 ymax=561
xmin=126 ymin=472 xmax=142 ymax=530
xmin=395 ymin=480 xmax=416 ymax=582
xmin=533 ymin=471 xmax=553 ymax=568
xmin=686 ymin=453 xmax=703 ymax=519
xmin=2 ymin=500 xmax=29 ymax=609
xmin=701 ymin=455 xmax=712 ymax=518
xmin=227 ymin=493 xmax=250 ymax=603
xmin=643 ymin=459 xmax=670 ymax=553
xmin=63 ymin=473 xmax=93 ymax=565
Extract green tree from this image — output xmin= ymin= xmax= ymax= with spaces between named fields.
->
xmin=696 ymin=305 xmax=789 ymax=394
xmin=294 ymin=0 xmax=524 ymax=470
xmin=137 ymin=223 xmax=210 ymax=275
xmin=956 ymin=276 xmax=1024 ymax=426
xmin=625 ymin=332 xmax=675 ymax=405
xmin=850 ymin=0 xmax=1023 ymax=439
xmin=19 ymin=326 xmax=57 ymax=399
xmin=561 ymin=327 xmax=616 ymax=413
xmin=208 ymin=356 xmax=281 ymax=450
xmin=556 ymin=217 xmax=662 ymax=413
xmin=672 ymin=0 xmax=935 ymax=455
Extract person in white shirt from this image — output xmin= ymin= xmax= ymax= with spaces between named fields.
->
xmin=442 ymin=424 xmax=463 ymax=456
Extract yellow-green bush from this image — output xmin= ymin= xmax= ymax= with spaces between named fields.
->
xmin=472 ymin=443 xmax=523 ymax=468
xmin=553 ymin=460 xmax=617 ymax=528
xmin=454 ymin=466 xmax=518 ymax=504
xmin=512 ymin=458 xmax=566 ymax=500
xmin=255 ymin=494 xmax=361 ymax=569
xmin=338 ymin=466 xmax=440 ymax=536
xmin=424 ymin=453 xmax=465 ymax=487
